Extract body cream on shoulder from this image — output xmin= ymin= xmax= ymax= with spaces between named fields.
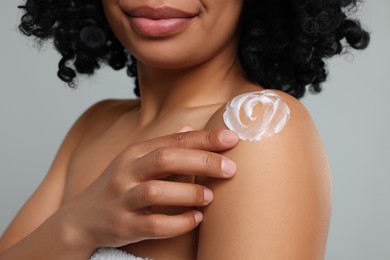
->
xmin=223 ymin=90 xmax=290 ymax=142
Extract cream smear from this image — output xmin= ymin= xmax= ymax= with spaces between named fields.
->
xmin=223 ymin=90 xmax=290 ymax=142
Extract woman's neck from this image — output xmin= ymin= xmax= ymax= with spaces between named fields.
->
xmin=135 ymin=48 xmax=250 ymax=126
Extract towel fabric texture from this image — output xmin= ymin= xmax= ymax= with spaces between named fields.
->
xmin=90 ymin=248 xmax=151 ymax=260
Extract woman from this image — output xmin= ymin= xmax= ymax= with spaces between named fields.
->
xmin=0 ymin=0 xmax=369 ymax=259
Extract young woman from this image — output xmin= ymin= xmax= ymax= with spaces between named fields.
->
xmin=0 ymin=0 xmax=369 ymax=259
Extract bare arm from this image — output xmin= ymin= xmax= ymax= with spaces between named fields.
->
xmin=0 ymin=100 xmax=118 ymax=259
xmin=197 ymin=91 xmax=332 ymax=260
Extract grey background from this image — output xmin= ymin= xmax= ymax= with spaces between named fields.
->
xmin=1 ymin=1 xmax=389 ymax=259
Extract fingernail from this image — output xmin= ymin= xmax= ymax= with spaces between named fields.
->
xmin=194 ymin=211 xmax=203 ymax=224
xmin=219 ymin=130 xmax=239 ymax=144
xmin=222 ymin=159 xmax=237 ymax=177
xmin=203 ymin=188 xmax=214 ymax=204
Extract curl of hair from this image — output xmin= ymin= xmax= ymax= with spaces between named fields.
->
xmin=18 ymin=0 xmax=369 ymax=99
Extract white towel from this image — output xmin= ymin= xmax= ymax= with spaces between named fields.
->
xmin=90 ymin=248 xmax=151 ymax=260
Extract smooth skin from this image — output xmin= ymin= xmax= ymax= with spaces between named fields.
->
xmin=0 ymin=108 xmax=240 ymax=259
xmin=0 ymin=0 xmax=332 ymax=259
xmin=197 ymin=92 xmax=332 ymax=259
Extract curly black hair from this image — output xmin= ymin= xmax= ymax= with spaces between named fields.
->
xmin=18 ymin=0 xmax=369 ymax=99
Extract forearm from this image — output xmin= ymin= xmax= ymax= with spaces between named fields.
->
xmin=0 ymin=210 xmax=94 ymax=260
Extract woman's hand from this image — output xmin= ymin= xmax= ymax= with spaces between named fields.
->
xmin=60 ymin=128 xmax=239 ymax=250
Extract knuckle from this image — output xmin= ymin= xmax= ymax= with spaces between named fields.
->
xmin=109 ymin=176 xmax=123 ymax=192
xmin=106 ymin=164 xmax=127 ymax=193
xmin=142 ymin=181 xmax=161 ymax=203
xmin=172 ymin=133 xmax=187 ymax=147
xmin=123 ymin=144 xmax=138 ymax=158
xmin=193 ymin=185 xmax=205 ymax=204
xmin=203 ymin=130 xmax=217 ymax=147
xmin=108 ymin=155 xmax=131 ymax=180
xmin=152 ymin=147 xmax=171 ymax=169
xmin=144 ymin=216 xmax=164 ymax=237
xmin=109 ymin=214 xmax=127 ymax=234
xmin=203 ymin=131 xmax=212 ymax=146
xmin=203 ymin=153 xmax=216 ymax=170
xmin=112 ymin=152 xmax=128 ymax=170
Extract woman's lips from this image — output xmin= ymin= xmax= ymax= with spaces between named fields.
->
xmin=126 ymin=7 xmax=196 ymax=37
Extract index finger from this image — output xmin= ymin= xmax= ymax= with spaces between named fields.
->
xmin=126 ymin=129 xmax=239 ymax=158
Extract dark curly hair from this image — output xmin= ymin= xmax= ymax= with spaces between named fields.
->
xmin=18 ymin=0 xmax=369 ymax=99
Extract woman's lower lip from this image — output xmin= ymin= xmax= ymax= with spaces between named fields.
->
xmin=128 ymin=17 xmax=192 ymax=37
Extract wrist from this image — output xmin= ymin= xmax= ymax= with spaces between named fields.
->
xmin=55 ymin=205 xmax=97 ymax=256
xmin=0 ymin=209 xmax=96 ymax=260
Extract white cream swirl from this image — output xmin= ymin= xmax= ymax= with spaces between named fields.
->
xmin=223 ymin=90 xmax=291 ymax=142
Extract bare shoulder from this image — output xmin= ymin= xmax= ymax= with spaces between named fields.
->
xmin=204 ymin=89 xmax=325 ymax=166
xmin=203 ymin=89 xmax=327 ymax=178
xmin=73 ymin=98 xmax=139 ymax=136
xmin=205 ymin=89 xmax=314 ymax=137
xmin=197 ymin=89 xmax=332 ymax=259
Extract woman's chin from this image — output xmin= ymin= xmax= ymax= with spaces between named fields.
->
xmin=133 ymin=52 xmax=205 ymax=71
xmin=137 ymin=59 xmax=197 ymax=71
